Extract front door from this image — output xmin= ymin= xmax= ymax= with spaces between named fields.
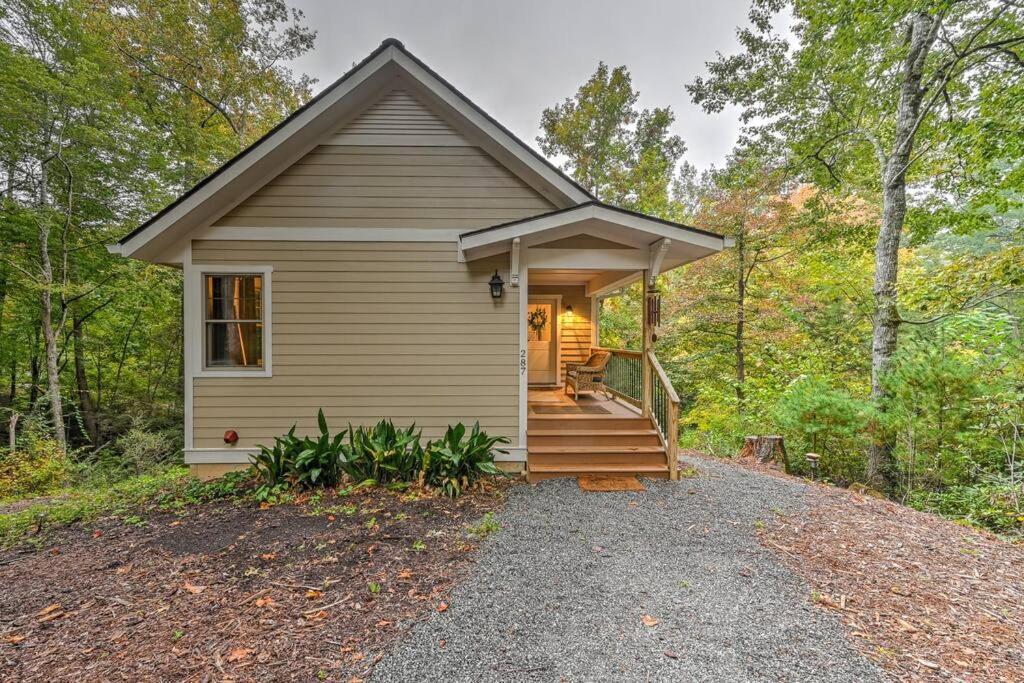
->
xmin=527 ymin=297 xmax=558 ymax=385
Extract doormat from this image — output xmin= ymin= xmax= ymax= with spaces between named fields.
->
xmin=578 ymin=475 xmax=646 ymax=492
xmin=530 ymin=405 xmax=611 ymax=415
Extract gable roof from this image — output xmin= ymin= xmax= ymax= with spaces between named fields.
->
xmin=458 ymin=201 xmax=732 ymax=268
xmin=112 ymin=38 xmax=594 ymax=261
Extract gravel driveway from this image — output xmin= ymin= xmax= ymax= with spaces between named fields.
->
xmin=371 ymin=457 xmax=884 ymax=682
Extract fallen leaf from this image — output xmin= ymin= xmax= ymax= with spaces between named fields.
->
xmin=169 ymin=520 xmax=182 ymax=527
xmin=226 ymin=647 xmax=252 ymax=662
xmin=92 ymin=530 xmax=103 ymax=539
xmin=396 ymin=569 xmax=413 ymax=580
xmin=1 ymin=634 xmax=26 ymax=644
xmin=305 ymin=589 xmax=323 ymax=600
xmin=254 ymin=596 xmax=276 ymax=608
xmin=437 ymin=602 xmax=449 ymax=613
xmin=641 ymin=614 xmax=659 ymax=627
xmin=260 ymin=553 xmax=277 ymax=561
xmin=327 ymin=514 xmax=336 ymax=522
xmin=350 ymin=652 xmax=365 ymax=663
xmin=897 ymin=618 xmax=919 ymax=633
xmin=37 ymin=604 xmax=62 ymax=617
xmin=183 ymin=582 xmax=207 ymax=595
xmin=115 ymin=564 xmax=133 ymax=575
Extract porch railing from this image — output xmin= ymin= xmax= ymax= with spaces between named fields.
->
xmin=592 ymin=346 xmax=680 ymax=480
xmin=593 ymin=347 xmax=642 ymax=407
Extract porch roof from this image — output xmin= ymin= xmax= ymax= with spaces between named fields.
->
xmin=458 ymin=201 xmax=733 ymax=269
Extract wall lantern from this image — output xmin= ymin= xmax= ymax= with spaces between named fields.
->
xmin=564 ymin=305 xmax=574 ymax=320
xmin=489 ymin=271 xmax=505 ymax=299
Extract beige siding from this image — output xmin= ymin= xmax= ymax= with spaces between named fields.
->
xmin=192 ymin=240 xmax=518 ymax=448
xmin=530 ymin=285 xmax=593 ymax=383
xmin=215 ymin=89 xmax=556 ymax=229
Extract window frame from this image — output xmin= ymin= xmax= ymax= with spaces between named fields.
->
xmin=191 ymin=264 xmax=273 ymax=378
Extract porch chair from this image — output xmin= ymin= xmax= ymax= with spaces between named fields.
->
xmin=565 ymin=350 xmax=612 ymax=400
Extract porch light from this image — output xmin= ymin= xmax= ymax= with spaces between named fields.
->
xmin=489 ymin=271 xmax=505 ymax=299
xmin=565 ymin=305 xmax=574 ymax=320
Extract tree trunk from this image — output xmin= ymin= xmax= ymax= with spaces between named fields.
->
xmin=867 ymin=11 xmax=938 ymax=492
xmin=29 ymin=322 xmax=40 ymax=408
xmin=39 ymin=219 xmax=66 ymax=444
xmin=735 ymin=228 xmax=746 ymax=413
xmin=73 ymin=316 xmax=99 ymax=445
xmin=37 ymin=157 xmax=66 ymax=444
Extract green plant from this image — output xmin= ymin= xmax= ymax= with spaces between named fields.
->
xmin=250 ymin=410 xmax=347 ymax=493
xmin=421 ymin=422 xmax=509 ymax=497
xmin=368 ymin=582 xmax=381 ymax=594
xmin=341 ymin=420 xmax=423 ymax=484
xmin=411 ymin=539 xmax=426 ymax=551
xmin=466 ymin=512 xmax=501 ymax=539
xmin=0 ymin=438 xmax=70 ymax=501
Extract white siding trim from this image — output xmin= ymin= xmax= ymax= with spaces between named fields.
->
xmin=185 ymin=448 xmax=255 ymax=464
xmin=517 ymin=249 xmax=529 ymax=452
xmin=190 ymin=264 xmax=274 ymax=379
xmin=193 ymin=226 xmax=462 ymax=242
xmin=183 ymin=242 xmax=194 ymax=450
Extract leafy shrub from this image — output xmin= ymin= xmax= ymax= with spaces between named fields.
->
xmin=116 ymin=420 xmax=182 ymax=475
xmin=774 ymin=376 xmax=872 ymax=485
xmin=907 ymin=477 xmax=1024 ymax=537
xmin=0 ymin=438 xmax=70 ymax=501
xmin=341 ymin=420 xmax=423 ymax=484
xmin=251 ymin=410 xmax=347 ymax=497
xmin=422 ymin=422 xmax=508 ymax=497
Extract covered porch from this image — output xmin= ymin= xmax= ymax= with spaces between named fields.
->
xmin=459 ymin=201 xmax=730 ymax=481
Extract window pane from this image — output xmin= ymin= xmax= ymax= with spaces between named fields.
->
xmin=205 ymin=274 xmax=262 ymax=321
xmin=205 ymin=322 xmax=264 ymax=368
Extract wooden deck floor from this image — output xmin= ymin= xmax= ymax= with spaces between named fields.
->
xmin=527 ymin=387 xmax=639 ymax=417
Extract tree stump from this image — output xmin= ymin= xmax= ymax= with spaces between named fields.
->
xmin=740 ymin=435 xmax=789 ymax=472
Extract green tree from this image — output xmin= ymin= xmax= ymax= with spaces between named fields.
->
xmin=538 ymin=62 xmax=690 ymax=218
xmin=688 ymin=0 xmax=1024 ymax=490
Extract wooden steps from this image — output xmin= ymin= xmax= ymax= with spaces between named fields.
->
xmin=526 ymin=413 xmax=669 ymax=482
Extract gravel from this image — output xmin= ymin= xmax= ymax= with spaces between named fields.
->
xmin=371 ymin=457 xmax=886 ymax=682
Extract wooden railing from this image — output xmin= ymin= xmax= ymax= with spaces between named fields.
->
xmin=592 ymin=346 xmax=681 ymax=480
xmin=592 ymin=347 xmax=642 ymax=407
xmin=646 ymin=350 xmax=680 ymax=480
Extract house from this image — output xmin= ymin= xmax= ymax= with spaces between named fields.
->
xmin=109 ymin=39 xmax=730 ymax=482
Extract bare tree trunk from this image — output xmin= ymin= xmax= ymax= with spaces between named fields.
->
xmin=735 ymin=228 xmax=746 ymax=413
xmin=73 ymin=316 xmax=99 ymax=444
xmin=39 ymin=218 xmax=66 ymax=444
xmin=867 ymin=12 xmax=938 ymax=491
xmin=29 ymin=322 xmax=40 ymax=408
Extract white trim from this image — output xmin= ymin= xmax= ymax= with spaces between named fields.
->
xmin=190 ymin=264 xmax=273 ymax=378
xmin=648 ymin=238 xmax=671 ymax=286
xmin=527 ymin=248 xmax=648 ymax=270
xmin=509 ymin=238 xmax=520 ymax=287
xmin=459 ymin=204 xmax=727 ymax=257
xmin=517 ymin=248 xmax=529 ymax=451
xmin=185 ymin=448 xmax=255 ymax=464
xmin=192 ymin=226 xmax=463 ymax=243
xmin=586 ymin=271 xmax=643 ymax=298
xmin=591 ymin=295 xmax=600 ymax=347
xmin=527 ymin=294 xmax=562 ymax=387
xmin=183 ymin=242 xmax=194 ymax=450
xmin=495 ymin=446 xmax=525 ymax=463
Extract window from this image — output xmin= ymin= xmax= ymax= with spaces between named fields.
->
xmin=203 ymin=273 xmax=264 ymax=369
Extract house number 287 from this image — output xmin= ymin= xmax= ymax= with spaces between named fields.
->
xmin=520 ymin=349 xmax=527 ymax=375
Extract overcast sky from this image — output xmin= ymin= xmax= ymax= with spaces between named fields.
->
xmin=287 ymin=0 xmax=753 ymax=174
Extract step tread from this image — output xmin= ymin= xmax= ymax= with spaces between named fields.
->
xmin=527 ymin=429 xmax=660 ymax=436
xmin=527 ymin=445 xmax=666 ymax=454
xmin=528 ymin=414 xmax=648 ymax=420
xmin=528 ymin=463 xmax=669 ymax=473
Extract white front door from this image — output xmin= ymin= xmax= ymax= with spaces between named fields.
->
xmin=527 ymin=298 xmax=558 ymax=384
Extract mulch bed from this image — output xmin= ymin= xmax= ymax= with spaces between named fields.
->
xmin=0 ymin=482 xmax=511 ymax=682
xmin=692 ymin=453 xmax=1024 ymax=682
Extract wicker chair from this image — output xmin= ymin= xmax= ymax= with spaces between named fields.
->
xmin=565 ymin=351 xmax=612 ymax=400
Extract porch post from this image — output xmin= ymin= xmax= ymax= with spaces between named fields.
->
xmin=641 ymin=269 xmax=653 ymax=417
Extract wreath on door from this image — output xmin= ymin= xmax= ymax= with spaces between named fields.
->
xmin=527 ymin=308 xmax=549 ymax=341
